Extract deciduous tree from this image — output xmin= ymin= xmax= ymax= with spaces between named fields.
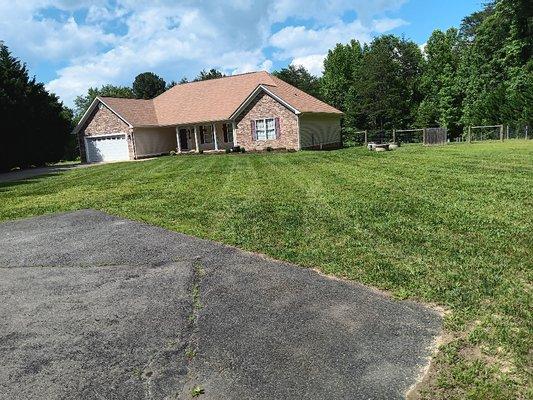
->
xmin=132 ymin=72 xmax=166 ymax=99
xmin=320 ymin=40 xmax=363 ymax=112
xmin=348 ymin=35 xmax=423 ymax=130
xmin=272 ymin=65 xmax=321 ymax=99
xmin=194 ymin=69 xmax=225 ymax=81
xmin=417 ymin=28 xmax=463 ymax=136
xmin=73 ymin=85 xmax=134 ymax=122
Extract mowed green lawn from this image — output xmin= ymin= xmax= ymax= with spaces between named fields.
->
xmin=1 ymin=141 xmax=531 ymax=399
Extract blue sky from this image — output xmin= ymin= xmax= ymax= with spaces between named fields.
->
xmin=0 ymin=0 xmax=482 ymax=107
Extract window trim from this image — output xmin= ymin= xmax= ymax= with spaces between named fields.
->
xmin=200 ymin=125 xmax=213 ymax=144
xmin=223 ymin=123 xmax=234 ymax=143
xmin=255 ymin=117 xmax=276 ymax=141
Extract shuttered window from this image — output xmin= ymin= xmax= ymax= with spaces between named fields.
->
xmin=255 ymin=118 xmax=276 ymax=140
xmin=256 ymin=119 xmax=266 ymax=140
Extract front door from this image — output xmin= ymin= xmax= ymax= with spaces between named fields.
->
xmin=179 ymin=129 xmax=189 ymax=150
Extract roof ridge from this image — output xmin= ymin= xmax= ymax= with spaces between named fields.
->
xmin=156 ymin=70 xmax=272 ymax=96
xmin=99 ymin=96 xmax=152 ymax=102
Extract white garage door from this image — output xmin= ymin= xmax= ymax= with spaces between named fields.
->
xmin=86 ymin=134 xmax=129 ymax=163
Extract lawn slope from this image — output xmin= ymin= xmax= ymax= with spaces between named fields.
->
xmin=1 ymin=141 xmax=531 ymax=399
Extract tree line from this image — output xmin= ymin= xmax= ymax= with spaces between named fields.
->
xmin=1 ymin=0 xmax=530 ymax=171
xmin=279 ymin=0 xmax=532 ymax=139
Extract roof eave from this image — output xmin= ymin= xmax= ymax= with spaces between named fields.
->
xmin=299 ymin=110 xmax=344 ymax=116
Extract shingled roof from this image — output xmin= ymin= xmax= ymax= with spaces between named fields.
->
xmin=96 ymin=71 xmax=342 ymax=128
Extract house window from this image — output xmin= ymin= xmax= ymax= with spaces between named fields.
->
xmin=223 ymin=123 xmax=234 ymax=143
xmin=255 ymin=118 xmax=276 ymax=140
xmin=200 ymin=125 xmax=212 ymax=144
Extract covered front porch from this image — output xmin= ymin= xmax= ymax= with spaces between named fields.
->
xmin=175 ymin=121 xmax=235 ymax=153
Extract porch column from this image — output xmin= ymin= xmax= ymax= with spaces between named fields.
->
xmin=194 ymin=125 xmax=200 ymax=153
xmin=232 ymin=121 xmax=237 ymax=146
xmin=175 ymin=126 xmax=181 ymax=153
xmin=212 ymin=123 xmax=218 ymax=151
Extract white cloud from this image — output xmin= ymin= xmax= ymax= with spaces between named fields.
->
xmin=0 ymin=0 xmax=411 ymax=106
xmin=86 ymin=5 xmax=128 ymax=23
xmin=269 ymin=20 xmax=372 ymax=60
xmin=0 ymin=2 xmax=115 ymax=62
xmin=269 ymin=16 xmax=406 ymax=63
xmin=372 ymin=17 xmax=408 ymax=33
xmin=291 ymin=54 xmax=326 ymax=76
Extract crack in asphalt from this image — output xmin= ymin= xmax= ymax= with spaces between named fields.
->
xmin=176 ymin=258 xmax=206 ymax=399
xmin=127 ymin=258 xmax=208 ymax=400
xmin=0 ymin=258 xmax=205 ymax=269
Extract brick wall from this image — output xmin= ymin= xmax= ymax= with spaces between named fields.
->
xmin=235 ymin=92 xmax=299 ymax=151
xmin=78 ymin=102 xmax=134 ymax=162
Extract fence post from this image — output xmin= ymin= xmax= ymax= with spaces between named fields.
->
xmin=468 ymin=126 xmax=471 ymax=143
xmin=526 ymin=125 xmax=529 ymax=140
xmin=422 ymin=128 xmax=426 ymax=145
xmin=364 ymin=130 xmax=368 ymax=146
xmin=506 ymin=125 xmax=510 ymax=140
xmin=500 ymin=125 xmax=504 ymax=141
xmin=392 ymin=129 xmax=396 ymax=143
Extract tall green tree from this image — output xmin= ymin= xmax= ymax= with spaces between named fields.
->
xmin=0 ymin=42 xmax=72 ymax=171
xmin=348 ymin=35 xmax=423 ymax=130
xmin=272 ymin=65 xmax=321 ymax=98
xmin=73 ymin=84 xmax=134 ymax=122
xmin=132 ymin=72 xmax=166 ymax=99
xmin=417 ymin=28 xmax=463 ymax=135
xmin=320 ymin=40 xmax=363 ymax=111
xmin=458 ymin=0 xmax=532 ymax=127
xmin=195 ymin=69 xmax=225 ymax=81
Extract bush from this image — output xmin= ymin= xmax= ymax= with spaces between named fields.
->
xmin=169 ymin=150 xmax=177 ymax=156
xmin=225 ymin=148 xmax=231 ymax=153
xmin=198 ymin=149 xmax=204 ymax=154
xmin=342 ymin=127 xmax=365 ymax=147
xmin=240 ymin=147 xmax=246 ymax=153
xmin=232 ymin=146 xmax=241 ymax=153
xmin=266 ymin=146 xmax=273 ymax=152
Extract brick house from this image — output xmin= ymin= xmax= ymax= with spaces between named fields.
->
xmin=73 ymin=71 xmax=343 ymax=163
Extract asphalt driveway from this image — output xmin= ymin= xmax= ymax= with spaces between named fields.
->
xmin=0 ymin=164 xmax=82 ymax=184
xmin=0 ymin=210 xmax=441 ymax=399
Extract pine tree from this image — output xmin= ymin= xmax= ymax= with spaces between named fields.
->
xmin=0 ymin=42 xmax=72 ymax=171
